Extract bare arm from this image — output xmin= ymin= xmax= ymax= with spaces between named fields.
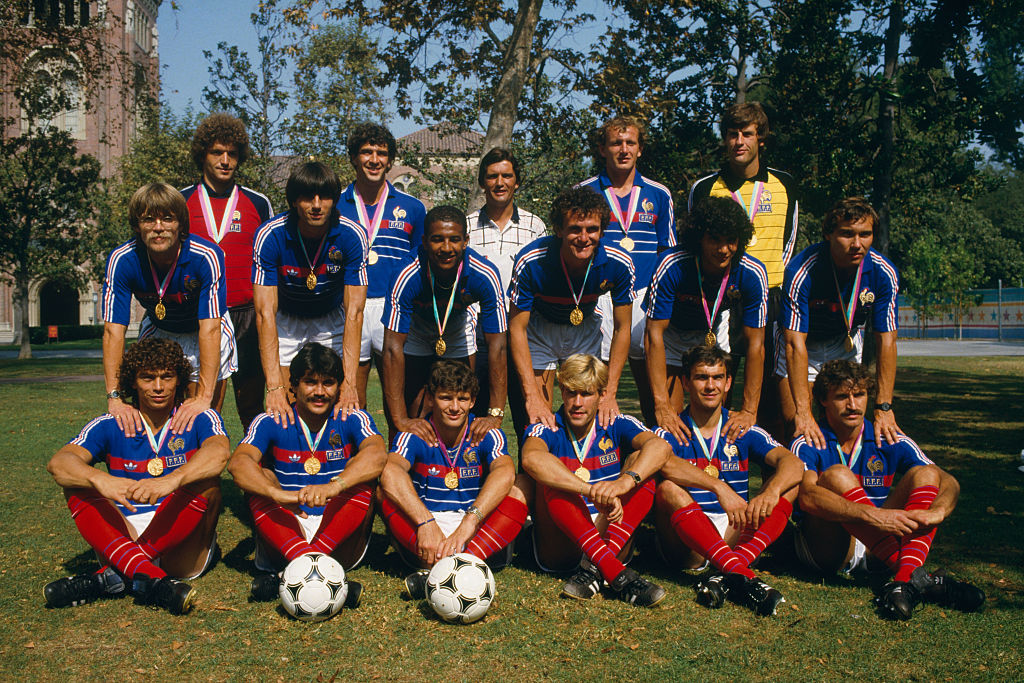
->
xmin=509 ymin=305 xmax=554 ymax=429
xmin=171 ymin=317 xmax=220 ymax=433
xmin=127 ymin=432 xmax=230 ymax=505
xmin=745 ymin=446 xmax=803 ymax=526
xmin=784 ymin=328 xmax=825 ymax=448
xmin=382 ymin=328 xmax=434 ymax=444
xmin=798 ymin=469 xmax=923 ymax=535
xmin=48 ymin=443 xmax=138 ymax=513
xmin=295 ymin=433 xmax=387 ymax=509
xmin=723 ymin=325 xmax=765 ymax=442
xmin=872 ymin=330 xmax=900 ymax=446
xmin=438 ymin=454 xmax=516 ymax=559
xmin=659 ymin=445 xmax=748 ymax=526
xmin=645 ymin=318 xmax=690 ymax=444
xmin=379 ymin=452 xmax=445 ymax=564
xmin=599 ymin=303 xmax=631 ymax=426
xmin=254 ymin=283 xmax=291 ymax=426
xmin=103 ymin=322 xmax=141 ymax=435
xmin=468 ymin=331 xmax=507 ymax=445
xmin=521 ymin=436 xmax=589 ymax=497
xmin=337 ymin=284 xmax=368 ymax=417
xmin=589 ymin=431 xmax=671 ymax=507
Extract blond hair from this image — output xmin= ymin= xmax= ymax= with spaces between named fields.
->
xmin=128 ymin=182 xmax=190 ymax=239
xmin=556 ymin=354 xmax=608 ymax=394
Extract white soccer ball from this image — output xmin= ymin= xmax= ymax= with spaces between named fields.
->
xmin=279 ymin=552 xmax=348 ymax=622
xmin=425 ymin=552 xmax=496 ymax=624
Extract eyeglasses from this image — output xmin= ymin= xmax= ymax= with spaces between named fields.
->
xmin=139 ymin=215 xmax=179 ymax=227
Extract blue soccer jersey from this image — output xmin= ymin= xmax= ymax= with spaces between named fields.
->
xmin=656 ymin=408 xmax=781 ymax=515
xmin=252 ymin=211 xmax=368 ymax=318
xmin=391 ymin=415 xmax=509 ymax=513
xmin=526 ymin=410 xmax=648 ymax=515
xmin=577 ymin=171 xmax=676 ymax=290
xmin=383 ymin=246 xmax=507 ymax=337
xmin=102 ymin=235 xmax=227 ymax=334
xmin=645 ymin=248 xmax=768 ymax=331
xmin=69 ymin=410 xmax=226 ymax=516
xmin=337 ymin=181 xmax=426 ymax=299
xmin=241 ymin=407 xmax=382 ymax=515
xmin=782 ymin=242 xmax=899 ymax=341
xmin=508 ymin=235 xmax=635 ymax=325
xmin=792 ymin=419 xmax=933 ymax=508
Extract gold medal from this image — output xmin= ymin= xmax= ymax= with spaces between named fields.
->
xmin=575 ymin=467 xmax=590 ymax=483
xmin=304 ymin=457 xmax=321 ymax=475
xmin=844 ymin=335 xmax=855 ymax=352
xmin=367 ymin=250 xmax=379 ymax=265
xmin=620 ymin=236 xmax=635 ymax=252
xmin=434 ymin=338 xmax=447 ymax=356
xmin=569 ymin=307 xmax=584 ymax=326
xmin=306 ymin=272 xmax=317 ymax=290
xmin=704 ymin=464 xmax=719 ymax=478
xmin=444 ymin=470 xmax=459 ymax=489
xmin=704 ymin=330 xmax=717 ymax=347
xmin=859 ymin=289 xmax=874 ymax=304
xmin=147 ymin=458 xmax=164 ymax=476
xmin=154 ymin=301 xmax=166 ymax=321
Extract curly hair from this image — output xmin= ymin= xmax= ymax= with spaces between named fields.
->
xmin=557 ymin=354 xmax=608 ymax=394
xmin=118 ymin=337 xmax=192 ymax=408
xmin=683 ymin=196 xmax=754 ymax=263
xmin=477 ymin=147 xmax=520 ymax=187
xmin=719 ymin=102 xmax=770 ymax=139
xmin=821 ymin=197 xmax=878 ymax=239
xmin=681 ymin=344 xmax=733 ymax=378
xmin=425 ymin=205 xmax=468 ymax=236
xmin=289 ymin=342 xmax=344 ymax=386
xmin=426 ymin=360 xmax=479 ymax=399
xmin=549 ymin=186 xmax=610 ymax=234
xmin=191 ymin=113 xmax=250 ymax=171
xmin=347 ymin=122 xmax=397 ymax=162
xmin=812 ymin=359 xmax=876 ymax=406
xmin=591 ymin=115 xmax=647 ymax=165
xmin=128 ymin=182 xmax=190 ymax=240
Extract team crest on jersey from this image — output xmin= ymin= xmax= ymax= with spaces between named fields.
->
xmin=862 ymin=454 xmax=885 ymax=486
xmin=459 ymin=466 xmax=480 ymax=479
xmin=598 ymin=436 xmax=614 ymax=452
xmin=229 ymin=222 xmax=242 ymax=233
xmin=598 ymin=452 xmax=618 ymax=466
xmin=464 ymin=450 xmax=478 ymax=464
xmin=867 ymin=454 xmax=884 ymax=474
xmin=393 ymin=207 xmax=407 ymax=220
xmin=599 ymin=279 xmax=613 ymax=291
xmin=233 ymin=210 xmax=242 ymax=220
xmin=328 ymin=246 xmax=345 ymax=264
xmin=859 ymin=288 xmax=875 ymax=305
xmin=726 ymin=285 xmax=741 ymax=302
xmin=642 ymin=199 xmax=654 ymax=213
xmin=329 ymin=432 xmax=342 ymax=448
xmin=184 ymin=275 xmax=201 ymax=292
xmin=166 ymin=454 xmax=187 ymax=468
xmin=326 ymin=449 xmax=345 ymax=461
xmin=427 ymin=465 xmax=441 ymax=476
xmin=169 ymin=437 xmax=185 ymax=453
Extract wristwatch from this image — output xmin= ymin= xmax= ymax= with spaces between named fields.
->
xmin=106 ymin=390 xmax=121 ymax=400
xmin=487 ymin=407 xmax=505 ymax=419
xmin=876 ymin=402 xmax=893 ymax=412
xmin=624 ymin=470 xmax=643 ymax=486
xmin=467 ymin=505 xmax=484 ymax=523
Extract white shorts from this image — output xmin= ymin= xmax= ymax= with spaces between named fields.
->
xmin=122 ymin=510 xmax=218 ymax=580
xmin=432 ymin=510 xmax=467 ymax=537
xmin=253 ymin=512 xmax=370 ymax=572
xmin=794 ymin=523 xmax=866 ymax=575
xmin=359 ymin=296 xmax=386 ymax=362
xmin=277 ymin=307 xmax=346 ymax=367
xmin=775 ymin=328 xmax=863 ymax=380
xmin=527 ymin=312 xmax=602 ymax=370
xmin=139 ymin=316 xmax=237 ymax=382
xmin=598 ymin=289 xmax=646 ymax=360
xmin=403 ymin=310 xmax=477 ymax=358
xmin=661 ymin=313 xmax=733 ymax=366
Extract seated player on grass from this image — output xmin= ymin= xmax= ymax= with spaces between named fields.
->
xmin=794 ymin=359 xmax=985 ymax=620
xmin=653 ymin=345 xmax=802 ymax=616
xmin=229 ymin=343 xmax=387 ymax=607
xmin=45 ymin=338 xmax=229 ymax=615
xmin=379 ymin=360 xmax=528 ymax=599
xmin=521 ymin=354 xmax=670 ymax=608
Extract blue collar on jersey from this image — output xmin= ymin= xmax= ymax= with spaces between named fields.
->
xmin=597 ymin=169 xmax=648 ymax=192
xmin=818 ymin=417 xmax=878 ymax=450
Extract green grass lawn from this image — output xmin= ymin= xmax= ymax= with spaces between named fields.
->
xmin=0 ymin=357 xmax=1021 ymax=680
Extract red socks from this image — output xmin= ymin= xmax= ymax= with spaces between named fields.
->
xmin=67 ymin=491 xmax=165 ymax=579
xmin=465 ymin=496 xmax=528 ymax=561
xmin=249 ymin=495 xmax=318 ymax=562
xmin=380 ymin=496 xmax=419 ymax=555
xmin=893 ymin=485 xmax=938 ymax=582
xmin=310 ymin=484 xmax=374 ymax=555
xmin=734 ymin=496 xmax=793 ymax=566
xmin=669 ymin=503 xmax=754 ymax=578
xmin=542 ymin=485 xmax=625 ymax=583
xmin=136 ymin=488 xmax=209 ymax=559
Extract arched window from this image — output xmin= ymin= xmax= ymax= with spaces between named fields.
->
xmin=20 ymin=50 xmax=86 ymax=140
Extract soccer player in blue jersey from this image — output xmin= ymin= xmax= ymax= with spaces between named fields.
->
xmin=508 ymin=188 xmax=635 ymax=437
xmin=102 ymin=182 xmax=236 ymax=437
xmin=653 ymin=345 xmax=802 ymax=616
xmin=522 ymin=354 xmax=669 ymax=607
xmin=645 ymin=196 xmax=768 ymax=445
xmin=253 ymin=162 xmax=368 ymax=427
xmin=379 ymin=360 xmax=528 ymax=598
xmin=382 ymin=205 xmax=507 ymax=446
xmin=779 ymin=197 xmax=900 ymax=448
xmin=228 ymin=343 xmax=387 ymax=604
xmin=794 ymin=360 xmax=984 ymax=620
xmin=337 ymin=123 xmax=426 ymax=409
xmin=44 ymin=338 xmax=230 ymax=614
xmin=578 ymin=115 xmax=676 ymax=422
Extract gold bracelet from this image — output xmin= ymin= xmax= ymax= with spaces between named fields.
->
xmin=266 ymin=385 xmax=285 ymax=393
xmin=329 ymin=475 xmax=345 ymax=490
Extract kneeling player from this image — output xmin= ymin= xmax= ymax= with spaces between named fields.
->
xmin=794 ymin=360 xmax=985 ymax=619
xmin=229 ymin=343 xmax=386 ymax=605
xmin=380 ymin=360 xmax=528 ymax=598
xmin=522 ymin=354 xmax=670 ymax=607
xmin=653 ymin=345 xmax=802 ymax=616
xmin=45 ymin=338 xmax=229 ymax=614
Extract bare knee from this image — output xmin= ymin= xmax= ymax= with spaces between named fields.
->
xmin=816 ymin=464 xmax=859 ymax=493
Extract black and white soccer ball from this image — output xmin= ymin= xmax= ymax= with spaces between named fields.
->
xmin=425 ymin=552 xmax=496 ymax=624
xmin=279 ymin=552 xmax=348 ymax=622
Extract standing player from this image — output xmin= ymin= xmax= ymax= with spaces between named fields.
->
xmin=182 ymin=113 xmax=273 ymax=433
xmin=689 ymin=102 xmax=799 ymax=433
xmin=577 ymin=115 xmax=675 ymax=421
xmin=794 ymin=360 xmax=984 ymax=619
xmin=253 ymin=162 xmax=367 ymax=427
xmin=44 ymin=338 xmax=229 ymax=614
xmin=228 ymin=343 xmax=387 ymax=604
xmin=336 ymin=123 xmax=426 ymax=408
xmin=103 ymin=182 xmax=236 ymax=436
xmin=653 ymin=346 xmax=802 ymax=616
xmin=645 ymin=196 xmax=768 ymax=444
xmin=382 ymin=206 xmax=507 ymax=446
xmin=779 ymin=197 xmax=900 ymax=448
xmin=508 ymin=187 xmax=635 ymax=438
xmin=522 ymin=354 xmax=669 ymax=607
xmin=379 ymin=360 xmax=528 ymax=598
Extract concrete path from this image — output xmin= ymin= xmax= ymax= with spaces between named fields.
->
xmin=897 ymin=339 xmax=1024 ymax=356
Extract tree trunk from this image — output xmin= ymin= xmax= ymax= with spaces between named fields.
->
xmin=466 ymin=0 xmax=545 ymax=213
xmin=735 ymin=52 xmax=748 ymax=103
xmin=872 ymin=0 xmax=903 ymax=256
xmin=16 ymin=275 xmax=31 ymax=360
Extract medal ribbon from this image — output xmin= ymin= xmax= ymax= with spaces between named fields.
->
xmin=688 ymin=412 xmax=724 ymax=468
xmin=834 ymin=424 xmax=865 ymax=470
xmin=353 ymin=184 xmax=389 ymax=248
xmin=603 ymin=186 xmax=641 ymax=237
xmin=298 ymin=230 xmax=328 ymax=285
xmin=568 ymin=419 xmax=598 ymax=467
xmin=143 ymin=415 xmax=173 ymax=455
xmin=832 ymin=257 xmax=864 ymax=337
xmin=429 ymin=259 xmax=465 ymax=341
xmin=147 ymin=246 xmax=180 ymax=307
xmin=730 ymin=181 xmax=765 ymax=222
xmin=198 ymin=184 xmax=239 ymax=244
xmin=559 ymin=254 xmax=593 ymax=313
xmin=696 ymin=262 xmax=731 ymax=332
xmin=297 ymin=414 xmax=329 ymax=456
xmin=430 ymin=417 xmax=470 ymax=472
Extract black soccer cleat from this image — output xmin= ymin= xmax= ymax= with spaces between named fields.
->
xmin=695 ymin=573 xmax=728 ymax=609
xmin=249 ymin=572 xmax=280 ymax=602
xmin=610 ymin=568 xmax=667 ymax=608
xmin=344 ymin=580 xmax=363 ymax=609
xmin=732 ymin=575 xmax=786 ymax=616
xmin=877 ymin=581 xmax=919 ymax=621
xmin=560 ymin=564 xmax=603 ymax=601
xmin=910 ymin=567 xmax=986 ymax=613
xmin=44 ymin=574 xmax=103 ymax=608
xmin=403 ymin=570 xmax=429 ymax=600
xmin=133 ymin=574 xmax=197 ymax=615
